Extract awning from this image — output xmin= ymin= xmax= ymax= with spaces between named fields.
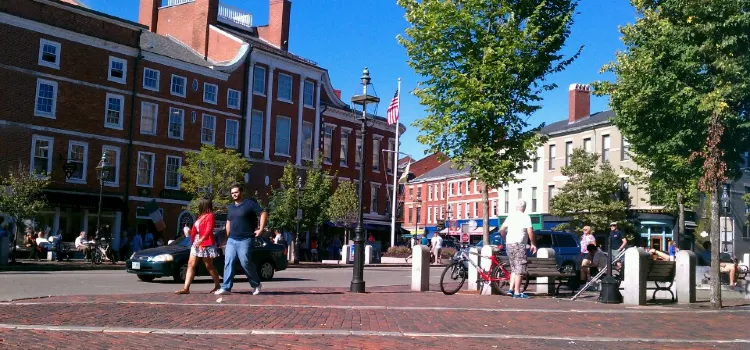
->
xmin=43 ymin=191 xmax=125 ymax=211
xmin=445 ymin=226 xmax=498 ymax=236
xmin=685 ymin=221 xmax=697 ymax=229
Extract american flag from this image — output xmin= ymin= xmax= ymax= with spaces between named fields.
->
xmin=386 ymin=89 xmax=399 ymax=125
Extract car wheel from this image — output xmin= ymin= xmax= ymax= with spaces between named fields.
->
xmin=137 ymin=275 xmax=155 ymax=282
xmin=174 ymin=263 xmax=188 ymax=283
xmin=258 ymin=261 xmax=275 ymax=281
xmin=561 ymin=262 xmax=576 ymax=275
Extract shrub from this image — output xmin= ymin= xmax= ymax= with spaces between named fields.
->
xmin=441 ymin=247 xmax=456 ymax=258
xmin=383 ymin=246 xmax=411 ymax=258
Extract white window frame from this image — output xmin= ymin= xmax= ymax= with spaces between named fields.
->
xmin=164 ymin=155 xmax=182 ymax=190
xmin=622 ymin=136 xmax=631 ymax=161
xmin=225 ymin=119 xmax=239 ymax=149
xmin=107 ymin=56 xmax=127 ymax=84
xmin=168 ymin=107 xmax=185 ymax=140
xmin=38 ymin=38 xmax=61 ymax=69
xmin=372 ymin=137 xmax=382 ymax=172
xmin=602 ymin=135 xmax=611 ymax=162
xmin=340 ymin=128 xmax=350 ymax=167
xmin=565 ymin=141 xmax=573 ymax=167
xmin=370 ymin=185 xmax=380 ymax=214
xmin=549 ymin=144 xmax=556 ymax=170
xmin=136 ymin=151 xmax=155 ymax=188
xmin=323 ymin=124 xmax=334 ymax=164
xmin=102 ymin=145 xmax=121 ymax=187
xmin=274 ymin=116 xmax=292 ymax=156
xmin=303 ymin=80 xmax=314 ymax=108
xmin=253 ymin=66 xmax=266 ymax=96
xmin=227 ymin=88 xmax=241 ymax=109
xmin=170 ymin=74 xmax=187 ymax=98
xmin=203 ymin=82 xmax=218 ymax=104
xmin=249 ymin=110 xmax=264 ymax=152
xmin=66 ymin=140 xmax=88 ymax=184
xmin=30 ymin=135 xmax=54 ymax=177
xmin=583 ymin=138 xmax=592 ymax=153
xmin=201 ymin=114 xmax=216 ymax=145
xmin=277 ymin=73 xmax=293 ymax=103
xmin=104 ymin=93 xmax=125 ymax=130
xmin=302 ymin=121 xmax=314 ymax=161
xmin=427 ymin=207 xmax=432 ymax=224
xmin=139 ymin=101 xmax=158 ymax=135
xmin=142 ymin=68 xmax=160 ymax=91
xmin=34 ymin=78 xmax=58 ymax=119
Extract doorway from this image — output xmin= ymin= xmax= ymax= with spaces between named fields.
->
xmin=651 ymin=237 xmax=662 ymax=251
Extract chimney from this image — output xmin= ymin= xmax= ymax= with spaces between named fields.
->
xmin=333 ymin=89 xmax=342 ymax=99
xmin=568 ymin=83 xmax=591 ymax=124
xmin=265 ymin=0 xmax=292 ymax=51
xmin=138 ymin=0 xmax=160 ymax=32
xmin=192 ymin=0 xmax=220 ymax=59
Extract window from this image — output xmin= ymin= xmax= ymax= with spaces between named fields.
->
xmin=108 ymin=56 xmax=127 ymax=84
xmin=302 ymin=122 xmax=313 ymax=160
xmin=408 ymin=207 xmax=413 ymax=223
xmin=622 ymin=136 xmax=631 ymax=160
xmin=531 ymin=187 xmax=537 ymax=212
xmin=533 ymin=148 xmax=540 ymax=172
xmin=602 ymin=135 xmax=611 ymax=162
xmin=427 ymin=207 xmax=432 ymax=223
xmin=548 ymin=185 xmax=555 ymax=204
xmin=102 ymin=146 xmax=120 ymax=186
xmin=555 ymin=234 xmax=578 ymax=248
xmin=386 ymin=196 xmax=392 ymax=216
xmin=165 ymin=156 xmax=182 ymax=190
xmin=355 ymin=136 xmax=362 ymax=167
xmin=416 ymin=207 xmax=422 ymax=223
xmin=323 ymin=125 xmax=334 ymax=163
xmin=253 ymin=66 xmax=266 ymax=95
xmin=492 ymin=200 xmax=498 ymax=216
xmin=250 ymin=110 xmax=264 ymax=151
xmin=372 ymin=138 xmax=381 ymax=172
xmin=171 ymin=75 xmax=187 ymax=97
xmin=371 ymin=186 xmax=379 ymax=214
xmin=30 ymin=135 xmax=53 ymax=176
xmin=201 ymin=114 xmax=216 ymax=145
xmin=517 ymin=188 xmax=523 ymax=200
xmin=225 ymin=119 xmax=239 ymax=148
xmin=227 ymin=89 xmax=241 ymax=109
xmin=67 ymin=141 xmax=88 ymax=182
xmin=458 ymin=182 xmax=463 ymax=195
xmin=548 ymin=145 xmax=556 ymax=170
xmin=340 ymin=130 xmax=350 ymax=166
xmin=440 ymin=206 xmax=444 ymax=219
xmin=34 ymin=79 xmax=58 ymax=118
xmin=104 ymin=93 xmax=124 ymax=129
xmin=416 ymin=186 xmax=422 ymax=199
xmin=474 ymin=202 xmax=478 ymax=217
xmin=38 ymin=39 xmax=61 ymax=69
xmin=583 ymin=138 xmax=592 ymax=153
xmin=277 ymin=73 xmax=293 ymax=102
xmin=168 ymin=108 xmax=184 ymax=140
xmin=274 ymin=116 xmax=291 ymax=156
xmin=504 ymin=190 xmax=509 ymax=213
xmin=456 ymin=204 xmax=461 ymax=220
xmin=428 ymin=185 xmax=434 ymax=200
xmin=536 ymin=233 xmax=553 ymax=248
xmin=303 ymin=81 xmax=314 ymax=107
xmin=565 ymin=141 xmax=573 ymax=166
xmin=143 ymin=68 xmax=160 ymax=91
xmin=140 ymin=102 xmax=158 ymax=135
xmin=387 ymin=139 xmax=395 ymax=174
xmin=136 ymin=152 xmax=155 ymax=187
xmin=449 ymin=183 xmax=454 ymax=196
xmin=202 ymin=83 xmax=218 ymax=104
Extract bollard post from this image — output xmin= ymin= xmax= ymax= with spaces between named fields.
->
xmin=0 ymin=238 xmax=8 ymax=266
xmin=536 ymin=248 xmax=556 ymax=295
xmin=364 ymin=245 xmax=373 ymax=265
xmin=411 ymin=245 xmax=430 ymax=291
xmin=675 ymin=250 xmax=696 ymax=304
xmin=480 ymin=245 xmax=500 ymax=295
xmin=341 ymin=244 xmax=351 ymax=264
xmin=623 ymin=247 xmax=650 ymax=305
xmin=468 ymin=247 xmax=480 ymax=291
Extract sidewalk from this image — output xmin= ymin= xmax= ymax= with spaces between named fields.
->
xmin=0 ymin=260 xmax=126 ymax=272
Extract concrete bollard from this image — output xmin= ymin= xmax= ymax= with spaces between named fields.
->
xmin=744 ymin=253 xmax=749 ymax=273
xmin=365 ymin=245 xmax=373 ymax=265
xmin=675 ymin=250 xmax=696 ymax=304
xmin=480 ymin=245 xmax=500 ymax=295
xmin=623 ymin=247 xmax=650 ymax=305
xmin=411 ymin=245 xmax=430 ymax=291
xmin=536 ymin=248 xmax=556 ymax=295
xmin=468 ymin=247 xmax=481 ymax=291
xmin=341 ymin=244 xmax=352 ymax=264
xmin=0 ymin=238 xmax=8 ymax=266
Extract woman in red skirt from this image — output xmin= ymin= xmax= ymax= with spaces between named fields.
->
xmin=176 ymin=198 xmax=221 ymax=294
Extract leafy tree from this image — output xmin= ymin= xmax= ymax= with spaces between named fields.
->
xmin=550 ymin=149 xmax=628 ymax=235
xmin=179 ymin=145 xmax=250 ymax=214
xmin=0 ymin=162 xmax=50 ymax=262
xmin=397 ymin=0 xmax=579 ymax=243
xmin=595 ymin=0 xmax=750 ymax=308
xmin=326 ymin=180 xmax=359 ymax=243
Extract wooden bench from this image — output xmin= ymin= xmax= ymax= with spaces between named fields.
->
xmin=499 ymin=256 xmax=577 ymax=295
xmin=645 ymin=260 xmax=676 ymax=301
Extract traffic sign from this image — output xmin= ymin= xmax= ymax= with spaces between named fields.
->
xmin=461 ymin=233 xmax=470 ymax=243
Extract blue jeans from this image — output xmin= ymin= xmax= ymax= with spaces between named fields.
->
xmin=221 ymin=237 xmax=260 ymax=291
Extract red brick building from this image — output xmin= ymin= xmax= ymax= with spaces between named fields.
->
xmin=0 ymin=0 xmax=403 ymax=245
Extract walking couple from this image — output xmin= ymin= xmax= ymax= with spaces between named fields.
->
xmin=175 ymin=184 xmax=268 ymax=295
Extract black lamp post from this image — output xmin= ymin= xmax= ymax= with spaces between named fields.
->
xmin=721 ymin=186 xmax=730 ymax=254
xmin=349 ymin=67 xmax=380 ymax=293
xmin=95 ymin=153 xmax=113 ymax=242
xmin=296 ymin=175 xmax=303 ymax=263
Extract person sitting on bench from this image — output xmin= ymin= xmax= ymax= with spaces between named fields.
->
xmin=580 ymin=244 xmax=608 ymax=284
xmin=646 ymin=247 xmax=670 ymax=261
xmin=700 ymin=242 xmax=738 ymax=288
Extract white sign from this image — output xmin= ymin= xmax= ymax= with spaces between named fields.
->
xmin=468 ymin=220 xmax=478 ymax=231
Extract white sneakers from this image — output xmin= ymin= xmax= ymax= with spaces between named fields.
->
xmin=213 ymin=284 xmax=262 ymax=296
xmin=253 ymin=283 xmax=262 ymax=295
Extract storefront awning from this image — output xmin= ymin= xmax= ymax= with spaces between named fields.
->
xmin=43 ymin=191 xmax=125 ymax=211
xmin=442 ymin=226 xmax=498 ymax=235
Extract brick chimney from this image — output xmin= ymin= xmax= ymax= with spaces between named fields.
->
xmin=568 ymin=83 xmax=591 ymax=124
xmin=333 ymin=89 xmax=342 ymax=99
xmin=192 ymin=0 xmax=220 ymax=59
xmin=258 ymin=0 xmax=292 ymax=51
xmin=138 ymin=0 xmax=160 ymax=32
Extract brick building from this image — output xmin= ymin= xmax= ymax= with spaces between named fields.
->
xmin=0 ymin=0 xmax=403 ymax=246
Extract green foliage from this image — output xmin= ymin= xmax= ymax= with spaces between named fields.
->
xmin=300 ymin=157 xmax=333 ymax=231
xmin=267 ymin=163 xmax=300 ymax=233
xmin=550 ymin=149 xmax=628 ymax=234
xmin=326 ymin=180 xmax=359 ymax=229
xmin=0 ymin=162 xmax=50 ymax=231
xmin=268 ymin=157 xmax=333 ymax=233
xmin=179 ymin=145 xmax=250 ymax=214
xmin=397 ymin=0 xmax=579 ymax=189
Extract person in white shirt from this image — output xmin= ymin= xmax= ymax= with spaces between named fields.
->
xmin=74 ymin=231 xmax=91 ymax=260
xmin=431 ymin=233 xmax=444 ymax=264
xmin=499 ymin=199 xmax=537 ymax=299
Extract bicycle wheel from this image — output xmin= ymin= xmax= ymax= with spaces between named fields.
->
xmin=490 ymin=263 xmax=511 ymax=294
xmin=440 ymin=262 xmax=467 ymax=295
xmin=92 ymin=249 xmax=103 ymax=265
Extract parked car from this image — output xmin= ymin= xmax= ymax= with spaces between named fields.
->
xmin=126 ymin=234 xmax=288 ymax=283
xmin=472 ymin=230 xmax=581 ymax=274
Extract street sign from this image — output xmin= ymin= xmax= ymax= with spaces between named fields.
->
xmin=461 ymin=233 xmax=470 ymax=243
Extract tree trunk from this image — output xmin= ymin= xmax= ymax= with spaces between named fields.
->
xmin=709 ymin=188 xmax=722 ymax=308
xmin=482 ymin=183 xmax=490 ymax=245
xmin=290 ymin=230 xmax=299 ymax=265
xmin=676 ymin=191 xmax=685 ymax=249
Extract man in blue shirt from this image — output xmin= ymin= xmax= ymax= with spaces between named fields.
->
xmin=609 ymin=222 xmax=627 ymax=269
xmin=216 ymin=184 xmax=268 ymax=296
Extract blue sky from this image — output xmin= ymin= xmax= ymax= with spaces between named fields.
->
xmin=84 ymin=0 xmax=638 ymax=160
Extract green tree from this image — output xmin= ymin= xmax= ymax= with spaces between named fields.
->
xmin=326 ymin=180 xmax=359 ymax=243
xmin=267 ymin=163 xmax=299 ymax=235
xmin=550 ymin=149 xmax=628 ymax=235
xmin=179 ymin=145 xmax=250 ymax=214
xmin=593 ymin=0 xmax=750 ymax=308
xmin=397 ymin=0 xmax=579 ymax=244
xmin=0 ymin=162 xmax=50 ymax=262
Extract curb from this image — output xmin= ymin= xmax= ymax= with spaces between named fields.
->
xmin=0 ymin=263 xmax=126 ymax=272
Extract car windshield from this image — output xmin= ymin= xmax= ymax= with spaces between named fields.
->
xmin=169 ymin=236 xmax=191 ymax=247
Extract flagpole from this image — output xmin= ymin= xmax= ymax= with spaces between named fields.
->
xmin=390 ymin=78 xmax=401 ymax=248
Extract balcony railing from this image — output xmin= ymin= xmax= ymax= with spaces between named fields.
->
xmin=218 ymin=3 xmax=252 ymax=28
xmin=165 ymin=0 xmax=194 ymax=6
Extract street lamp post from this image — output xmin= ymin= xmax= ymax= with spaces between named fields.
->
xmin=296 ymin=176 xmax=303 ymax=263
xmin=95 ymin=153 xmax=113 ymax=242
xmin=349 ymin=67 xmax=380 ymax=293
xmin=721 ymin=186 xmax=730 ymax=254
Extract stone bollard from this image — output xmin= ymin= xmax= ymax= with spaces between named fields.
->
xmin=744 ymin=253 xmax=749 ymax=274
xmin=0 ymin=238 xmax=8 ymax=266
xmin=623 ymin=247 xmax=650 ymax=305
xmin=411 ymin=245 xmax=430 ymax=292
xmin=365 ymin=245 xmax=373 ymax=265
xmin=675 ymin=250 xmax=696 ymax=304
xmin=480 ymin=245 xmax=500 ymax=295
xmin=341 ymin=244 xmax=352 ymax=264
xmin=536 ymin=248 xmax=557 ymax=295
xmin=468 ymin=247 xmax=481 ymax=291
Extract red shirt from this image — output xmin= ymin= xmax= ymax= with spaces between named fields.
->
xmin=190 ymin=213 xmax=216 ymax=247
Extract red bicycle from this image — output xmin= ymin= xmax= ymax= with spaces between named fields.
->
xmin=440 ymin=248 xmax=513 ymax=295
